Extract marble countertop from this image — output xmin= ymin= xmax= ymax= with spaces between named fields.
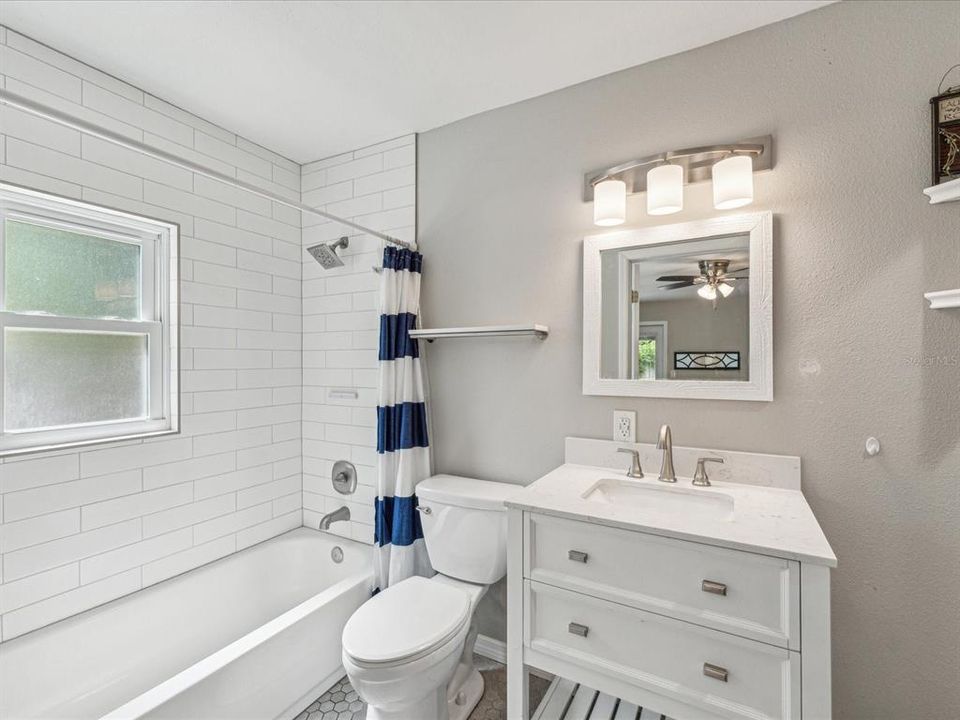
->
xmin=505 ymin=463 xmax=837 ymax=567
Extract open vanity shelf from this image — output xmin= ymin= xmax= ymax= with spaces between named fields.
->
xmin=533 ymin=677 xmax=673 ymax=720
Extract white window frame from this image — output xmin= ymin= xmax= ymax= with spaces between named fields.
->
xmin=0 ymin=183 xmax=179 ymax=456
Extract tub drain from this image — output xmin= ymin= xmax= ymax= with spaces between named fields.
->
xmin=331 ymin=546 xmax=344 ymax=563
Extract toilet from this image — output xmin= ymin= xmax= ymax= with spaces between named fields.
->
xmin=341 ymin=474 xmax=516 ymax=720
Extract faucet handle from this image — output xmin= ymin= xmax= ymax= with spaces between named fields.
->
xmin=617 ymin=447 xmax=644 ymax=479
xmin=692 ymin=457 xmax=724 ymax=487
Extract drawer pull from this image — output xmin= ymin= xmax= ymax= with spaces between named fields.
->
xmin=703 ymin=663 xmax=729 ymax=682
xmin=701 ymin=579 xmax=727 ymax=596
xmin=568 ymin=622 xmax=589 ymax=638
xmin=568 ymin=550 xmax=589 ymax=563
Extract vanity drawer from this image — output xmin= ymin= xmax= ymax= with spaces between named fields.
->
xmin=526 ymin=581 xmax=800 ymax=720
xmin=524 ymin=513 xmax=800 ymax=649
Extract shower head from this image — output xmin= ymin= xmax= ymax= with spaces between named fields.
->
xmin=306 ymin=236 xmax=349 ymax=269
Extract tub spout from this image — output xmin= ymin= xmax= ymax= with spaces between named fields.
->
xmin=319 ymin=505 xmax=350 ymax=530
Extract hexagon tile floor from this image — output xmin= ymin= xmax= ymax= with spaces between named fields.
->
xmin=294 ymin=676 xmax=364 ymax=720
xmin=294 ymin=656 xmax=550 ymax=720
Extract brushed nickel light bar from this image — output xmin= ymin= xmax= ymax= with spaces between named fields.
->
xmin=0 ymin=89 xmax=415 ymax=250
xmin=583 ymin=135 xmax=774 ymax=201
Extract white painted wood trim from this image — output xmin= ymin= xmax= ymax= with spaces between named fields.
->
xmin=582 ymin=211 xmax=773 ymax=401
xmin=800 ymin=564 xmax=832 ymax=720
xmin=507 ymin=507 xmax=530 ymax=720
xmin=923 ymin=176 xmax=960 ymax=203
xmin=924 ymin=288 xmax=960 ymax=309
xmin=475 ymin=634 xmax=507 ymax=664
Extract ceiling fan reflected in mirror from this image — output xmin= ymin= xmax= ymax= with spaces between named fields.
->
xmin=656 ymin=259 xmax=749 ymax=306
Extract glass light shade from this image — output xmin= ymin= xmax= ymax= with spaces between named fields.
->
xmin=697 ymin=284 xmax=717 ymax=300
xmin=593 ymin=179 xmax=626 ymax=226
xmin=646 ymin=164 xmax=683 ymax=215
xmin=718 ymin=282 xmax=735 ymax=297
xmin=712 ymin=154 xmax=754 ymax=210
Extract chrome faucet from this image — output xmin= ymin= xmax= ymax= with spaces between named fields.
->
xmin=617 ymin=447 xmax=643 ymax=478
xmin=656 ymin=424 xmax=677 ymax=483
xmin=319 ymin=505 xmax=350 ymax=530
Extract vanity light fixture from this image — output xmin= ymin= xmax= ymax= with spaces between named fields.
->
xmin=584 ymin=135 xmax=773 ymax=225
xmin=712 ymin=154 xmax=754 ymax=209
xmin=592 ymin=179 xmax=627 ymax=226
xmin=646 ymin=163 xmax=684 ymax=215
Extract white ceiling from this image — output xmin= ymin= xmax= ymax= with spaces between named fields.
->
xmin=0 ymin=1 xmax=832 ymax=163
xmin=606 ymin=234 xmax=750 ymax=302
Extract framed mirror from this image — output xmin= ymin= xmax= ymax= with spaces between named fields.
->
xmin=583 ymin=212 xmax=772 ymax=401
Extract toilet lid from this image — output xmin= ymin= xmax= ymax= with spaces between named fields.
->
xmin=342 ymin=576 xmax=471 ymax=665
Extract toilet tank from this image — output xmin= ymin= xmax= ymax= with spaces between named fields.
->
xmin=416 ymin=475 xmax=518 ymax=585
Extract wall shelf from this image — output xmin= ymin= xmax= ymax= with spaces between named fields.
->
xmin=924 ymin=289 xmax=960 ymax=309
xmin=923 ymin=177 xmax=960 ymax=204
xmin=409 ymin=324 xmax=549 ymax=341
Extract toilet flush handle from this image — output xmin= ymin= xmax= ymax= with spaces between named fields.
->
xmin=416 ymin=505 xmax=432 ymax=515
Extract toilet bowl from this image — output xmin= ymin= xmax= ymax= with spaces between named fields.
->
xmin=341 ymin=475 xmax=517 ymax=720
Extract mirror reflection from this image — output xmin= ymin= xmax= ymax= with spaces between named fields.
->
xmin=600 ymin=233 xmax=750 ymax=381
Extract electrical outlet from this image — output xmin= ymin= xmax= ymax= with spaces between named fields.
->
xmin=613 ymin=410 xmax=636 ymax=443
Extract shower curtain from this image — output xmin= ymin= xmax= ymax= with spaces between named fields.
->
xmin=374 ymin=246 xmax=433 ymax=591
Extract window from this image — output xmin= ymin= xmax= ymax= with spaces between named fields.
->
xmin=634 ymin=321 xmax=667 ymax=380
xmin=0 ymin=184 xmax=179 ymax=455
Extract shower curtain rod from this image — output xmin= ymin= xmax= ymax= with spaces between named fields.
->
xmin=0 ymin=90 xmax=415 ymax=250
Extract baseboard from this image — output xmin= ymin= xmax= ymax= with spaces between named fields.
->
xmin=474 ymin=634 xmax=552 ymax=681
xmin=475 ymin=634 xmax=507 ymax=664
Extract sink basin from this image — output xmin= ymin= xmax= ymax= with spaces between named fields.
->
xmin=583 ymin=478 xmax=734 ymax=520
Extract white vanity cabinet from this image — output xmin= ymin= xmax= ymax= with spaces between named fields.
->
xmin=505 ymin=439 xmax=836 ymax=720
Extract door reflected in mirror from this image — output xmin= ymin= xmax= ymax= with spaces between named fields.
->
xmin=600 ymin=233 xmax=750 ymax=382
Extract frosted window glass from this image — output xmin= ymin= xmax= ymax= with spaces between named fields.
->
xmin=4 ymin=220 xmax=141 ymax=319
xmin=4 ymin=329 xmax=147 ymax=431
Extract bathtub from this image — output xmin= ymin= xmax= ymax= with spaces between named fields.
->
xmin=0 ymin=528 xmax=373 ymax=720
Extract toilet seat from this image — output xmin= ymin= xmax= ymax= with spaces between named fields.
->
xmin=342 ymin=576 xmax=471 ymax=668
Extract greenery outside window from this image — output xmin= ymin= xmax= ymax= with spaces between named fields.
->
xmin=0 ymin=184 xmax=179 ymax=456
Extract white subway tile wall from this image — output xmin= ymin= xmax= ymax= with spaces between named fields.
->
xmin=0 ymin=27 xmax=304 ymax=641
xmin=300 ymin=135 xmax=416 ymax=544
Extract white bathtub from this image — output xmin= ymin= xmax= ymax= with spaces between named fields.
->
xmin=0 ymin=528 xmax=373 ymax=720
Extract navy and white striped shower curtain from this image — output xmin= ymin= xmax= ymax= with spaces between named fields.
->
xmin=374 ymin=246 xmax=433 ymax=590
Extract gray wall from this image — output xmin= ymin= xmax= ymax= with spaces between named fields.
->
xmin=417 ymin=2 xmax=960 ymax=718
xmin=637 ymin=294 xmax=750 ymax=381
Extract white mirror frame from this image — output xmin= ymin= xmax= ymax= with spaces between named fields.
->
xmin=583 ymin=211 xmax=773 ymax=402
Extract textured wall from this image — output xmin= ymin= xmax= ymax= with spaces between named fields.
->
xmin=300 ymin=137 xmax=416 ymax=542
xmin=0 ymin=27 xmax=303 ymax=640
xmin=417 ymin=2 xmax=960 ymax=718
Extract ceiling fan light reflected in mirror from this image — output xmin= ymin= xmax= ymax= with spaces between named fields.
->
xmin=697 ymin=284 xmax=718 ymax=300
xmin=656 ymin=259 xmax=746 ymax=304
